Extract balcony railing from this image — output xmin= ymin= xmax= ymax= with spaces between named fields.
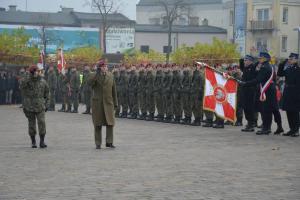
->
xmin=250 ymin=20 xmax=274 ymax=31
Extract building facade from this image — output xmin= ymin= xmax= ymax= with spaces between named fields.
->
xmin=0 ymin=5 xmax=135 ymax=54
xmin=136 ymin=0 xmax=300 ymax=58
xmin=136 ymin=0 xmax=229 ymax=53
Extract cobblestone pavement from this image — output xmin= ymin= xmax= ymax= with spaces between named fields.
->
xmin=0 ymin=105 xmax=299 ymax=200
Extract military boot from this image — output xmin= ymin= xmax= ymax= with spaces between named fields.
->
xmin=128 ymin=113 xmax=137 ymax=119
xmin=82 ymin=108 xmax=91 ymax=114
xmin=30 ymin=136 xmax=37 ymax=148
xmin=146 ymin=113 xmax=154 ymax=121
xmin=241 ymin=123 xmax=255 ymax=132
xmin=234 ymin=121 xmax=243 ymax=126
xmin=181 ymin=117 xmax=191 ymax=125
xmin=191 ymin=117 xmax=201 ymax=126
xmin=202 ymin=119 xmax=213 ymax=127
xmin=58 ymin=106 xmax=65 ymax=112
xmin=164 ymin=115 xmax=173 ymax=123
xmin=273 ymin=125 xmax=284 ymax=135
xmin=121 ymin=111 xmax=128 ymax=118
xmin=172 ymin=116 xmax=181 ymax=124
xmin=256 ymin=128 xmax=271 ymax=135
xmin=106 ymin=143 xmax=116 ymax=148
xmin=39 ymin=135 xmax=47 ymax=148
xmin=138 ymin=113 xmax=147 ymax=120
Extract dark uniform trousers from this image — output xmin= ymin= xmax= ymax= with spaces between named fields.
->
xmin=286 ymin=112 xmax=300 ymax=132
xmin=94 ymin=126 xmax=113 ymax=146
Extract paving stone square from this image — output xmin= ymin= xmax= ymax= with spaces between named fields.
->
xmin=0 ymin=105 xmax=299 ymax=200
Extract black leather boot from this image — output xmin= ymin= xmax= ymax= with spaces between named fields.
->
xmin=39 ymin=135 xmax=47 ymax=148
xmin=191 ymin=118 xmax=201 ymax=126
xmin=274 ymin=125 xmax=284 ymax=135
xmin=106 ymin=143 xmax=116 ymax=148
xmin=202 ymin=119 xmax=213 ymax=127
xmin=30 ymin=136 xmax=37 ymax=148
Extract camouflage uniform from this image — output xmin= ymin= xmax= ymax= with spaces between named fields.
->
xmin=20 ymin=73 xmax=49 ymax=148
xmin=145 ymin=69 xmax=155 ymax=120
xmin=190 ymin=68 xmax=204 ymax=126
xmin=128 ymin=69 xmax=139 ymax=119
xmin=81 ymin=69 xmax=92 ymax=114
xmin=181 ymin=69 xmax=192 ymax=124
xmin=154 ymin=68 xmax=164 ymax=121
xmin=70 ymin=69 xmax=80 ymax=113
xmin=137 ymin=69 xmax=147 ymax=119
xmin=47 ymin=70 xmax=57 ymax=111
xmin=113 ymin=70 xmax=121 ymax=117
xmin=119 ymin=69 xmax=129 ymax=117
xmin=162 ymin=69 xmax=173 ymax=122
xmin=171 ymin=69 xmax=183 ymax=123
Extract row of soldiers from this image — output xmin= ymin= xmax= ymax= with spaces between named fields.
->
xmin=45 ymin=62 xmax=243 ymax=128
xmin=112 ymin=63 xmax=243 ymax=127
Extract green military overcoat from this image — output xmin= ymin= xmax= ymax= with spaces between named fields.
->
xmin=89 ymin=72 xmax=118 ymax=126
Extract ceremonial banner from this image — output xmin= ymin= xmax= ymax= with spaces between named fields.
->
xmin=37 ymin=50 xmax=45 ymax=69
xmin=57 ymin=49 xmax=66 ymax=74
xmin=203 ymin=66 xmax=238 ymax=122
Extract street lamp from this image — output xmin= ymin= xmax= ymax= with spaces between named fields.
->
xmin=294 ymin=27 xmax=300 ymax=56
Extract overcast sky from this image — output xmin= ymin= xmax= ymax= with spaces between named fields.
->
xmin=0 ymin=0 xmax=140 ymax=19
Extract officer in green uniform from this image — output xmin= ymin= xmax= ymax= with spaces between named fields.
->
xmin=137 ymin=65 xmax=147 ymax=120
xmin=145 ymin=64 xmax=155 ymax=121
xmin=47 ymin=66 xmax=57 ymax=111
xmin=119 ymin=65 xmax=129 ymax=118
xmin=190 ymin=64 xmax=204 ymax=126
xmin=70 ymin=67 xmax=80 ymax=113
xmin=89 ymin=60 xmax=118 ymax=149
xmin=162 ymin=64 xmax=173 ymax=123
xmin=113 ymin=67 xmax=121 ymax=117
xmin=81 ymin=66 xmax=92 ymax=114
xmin=20 ymin=65 xmax=49 ymax=148
xmin=128 ymin=66 xmax=139 ymax=119
xmin=181 ymin=65 xmax=192 ymax=124
xmin=171 ymin=64 xmax=183 ymax=124
xmin=154 ymin=64 xmax=164 ymax=122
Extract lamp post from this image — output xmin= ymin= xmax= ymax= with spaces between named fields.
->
xmin=294 ymin=27 xmax=300 ymax=56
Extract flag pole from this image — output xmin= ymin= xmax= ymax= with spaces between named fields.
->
xmin=196 ymin=61 xmax=242 ymax=83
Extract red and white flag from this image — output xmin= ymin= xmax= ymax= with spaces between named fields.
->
xmin=37 ymin=49 xmax=45 ymax=70
xmin=57 ymin=48 xmax=66 ymax=74
xmin=202 ymin=64 xmax=238 ymax=122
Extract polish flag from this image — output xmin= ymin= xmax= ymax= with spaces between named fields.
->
xmin=57 ymin=48 xmax=66 ymax=74
xmin=202 ymin=65 xmax=238 ymax=122
xmin=37 ymin=49 xmax=45 ymax=70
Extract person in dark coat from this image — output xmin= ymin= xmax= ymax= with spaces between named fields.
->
xmin=239 ymin=55 xmax=258 ymax=132
xmin=240 ymin=52 xmax=278 ymax=135
xmin=277 ymin=53 xmax=300 ymax=137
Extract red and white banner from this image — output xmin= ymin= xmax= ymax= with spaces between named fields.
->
xmin=202 ymin=65 xmax=238 ymax=122
xmin=57 ymin=49 xmax=66 ymax=74
xmin=37 ymin=49 xmax=45 ymax=70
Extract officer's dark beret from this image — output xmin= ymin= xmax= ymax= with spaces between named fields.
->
xmin=258 ymin=52 xmax=271 ymax=60
xmin=244 ymin=55 xmax=254 ymax=62
xmin=289 ymin=53 xmax=299 ymax=60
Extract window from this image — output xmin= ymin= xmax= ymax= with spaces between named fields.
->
xmin=162 ymin=16 xmax=168 ymax=25
xmin=283 ymin=7 xmax=288 ymax=23
xmin=257 ymin=9 xmax=269 ymax=21
xmin=149 ymin=18 xmax=160 ymax=25
xmin=256 ymin=38 xmax=268 ymax=52
xmin=229 ymin=10 xmax=234 ymax=26
xmin=189 ymin=17 xmax=199 ymax=26
xmin=140 ymin=45 xmax=149 ymax=53
xmin=281 ymin=36 xmax=287 ymax=52
xmin=163 ymin=46 xmax=172 ymax=53
xmin=178 ymin=17 xmax=187 ymax=25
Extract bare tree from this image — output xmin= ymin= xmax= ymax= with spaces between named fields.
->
xmin=159 ymin=0 xmax=186 ymax=63
xmin=89 ymin=0 xmax=122 ymax=53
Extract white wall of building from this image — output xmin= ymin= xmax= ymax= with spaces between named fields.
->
xmin=135 ymin=32 xmax=227 ymax=53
